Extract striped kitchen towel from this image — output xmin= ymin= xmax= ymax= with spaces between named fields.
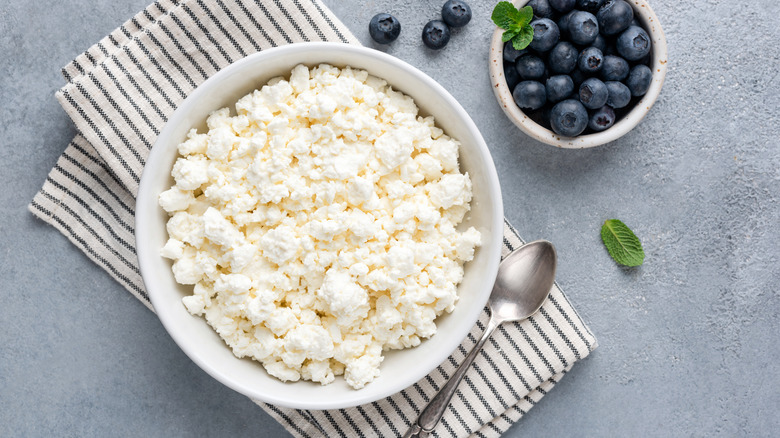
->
xmin=29 ymin=1 xmax=597 ymax=437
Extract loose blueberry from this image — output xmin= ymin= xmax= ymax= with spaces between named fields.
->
xmin=587 ymin=105 xmax=616 ymax=131
xmin=546 ymin=75 xmax=575 ymax=103
xmin=557 ymin=10 xmax=575 ymax=37
xmin=597 ymin=0 xmax=634 ymax=36
xmin=504 ymin=62 xmax=521 ymax=90
xmin=605 ymin=81 xmax=631 ymax=108
xmin=576 ymin=0 xmax=606 ymax=13
xmin=579 ymin=77 xmax=608 ymax=109
xmin=549 ymin=0 xmax=576 ymax=13
xmin=504 ymin=41 xmax=529 ymax=63
xmin=600 ymin=55 xmax=629 ymax=80
xmin=626 ymin=64 xmax=652 ymax=96
xmin=513 ymin=81 xmax=547 ymax=111
xmin=550 ymin=99 xmax=588 ymax=136
xmin=442 ymin=0 xmax=472 ymax=28
xmin=548 ymin=41 xmax=578 ymax=74
xmin=528 ymin=0 xmax=555 ymax=19
xmin=368 ymin=13 xmax=401 ymax=44
xmin=616 ymin=25 xmax=651 ymax=61
xmin=577 ymin=47 xmax=604 ymax=74
xmin=591 ymin=34 xmax=607 ymax=52
xmin=568 ymin=11 xmax=599 ymax=46
xmin=422 ymin=20 xmax=451 ymax=49
xmin=529 ymin=18 xmax=560 ymax=52
xmin=516 ymin=55 xmax=547 ymax=80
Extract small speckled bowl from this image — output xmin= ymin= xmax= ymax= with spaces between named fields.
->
xmin=489 ymin=0 xmax=668 ymax=148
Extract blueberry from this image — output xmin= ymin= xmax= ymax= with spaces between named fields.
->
xmin=442 ymin=0 xmax=472 ymax=28
xmin=578 ymin=77 xmax=608 ymax=109
xmin=577 ymin=47 xmax=604 ymax=74
xmin=548 ymin=41 xmax=578 ymax=74
xmin=587 ymin=105 xmax=616 ymax=131
xmin=549 ymin=0 xmax=576 ymax=13
xmin=515 ymin=55 xmax=547 ymax=80
xmin=550 ymin=99 xmax=588 ymax=136
xmin=504 ymin=62 xmax=521 ymax=90
xmin=513 ymin=81 xmax=547 ymax=111
xmin=529 ymin=18 xmax=560 ymax=52
xmin=597 ymin=0 xmax=634 ymax=36
xmin=368 ymin=13 xmax=401 ymax=44
xmin=568 ymin=11 xmax=599 ymax=46
xmin=600 ymin=55 xmax=629 ymax=80
xmin=546 ymin=75 xmax=575 ymax=103
xmin=528 ymin=0 xmax=555 ymax=19
xmin=605 ymin=81 xmax=631 ymax=108
xmin=557 ymin=11 xmax=575 ymax=38
xmin=503 ymin=41 xmax=529 ymax=63
xmin=616 ymin=25 xmax=651 ymax=61
xmin=576 ymin=0 xmax=606 ymax=13
xmin=626 ymin=64 xmax=652 ymax=96
xmin=422 ymin=20 xmax=451 ymax=49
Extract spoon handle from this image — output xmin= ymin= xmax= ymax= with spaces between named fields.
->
xmin=403 ymin=315 xmax=501 ymax=438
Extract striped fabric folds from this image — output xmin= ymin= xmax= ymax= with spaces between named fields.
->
xmin=29 ymin=1 xmax=597 ymax=436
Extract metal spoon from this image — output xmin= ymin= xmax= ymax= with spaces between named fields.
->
xmin=403 ymin=240 xmax=557 ymax=438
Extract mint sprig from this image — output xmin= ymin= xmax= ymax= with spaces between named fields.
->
xmin=601 ymin=219 xmax=645 ymax=267
xmin=492 ymin=2 xmax=534 ymax=50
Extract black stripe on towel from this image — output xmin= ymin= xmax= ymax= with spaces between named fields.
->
xmin=60 ymin=91 xmax=141 ymax=184
xmin=308 ymin=0 xmax=350 ymax=43
xmin=180 ymin=2 xmax=234 ymax=64
xmin=232 ymin=0 xmax=277 ymax=47
xmin=215 ymin=0 xmax=262 ymax=53
xmin=265 ymin=404 xmax=312 ymax=438
xmin=52 ymin=164 xmax=134 ymax=234
xmin=251 ymin=0 xmax=293 ymax=44
xmin=60 ymin=151 xmax=134 ymax=216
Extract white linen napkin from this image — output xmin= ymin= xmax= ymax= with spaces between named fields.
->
xmin=29 ymin=1 xmax=597 ymax=436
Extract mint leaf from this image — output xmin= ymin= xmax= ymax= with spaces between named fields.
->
xmin=493 ymin=2 xmax=535 ymax=51
xmin=512 ymin=26 xmax=534 ymax=50
xmin=516 ymin=5 xmax=534 ymax=27
xmin=491 ymin=1 xmax=520 ymax=30
xmin=502 ymin=29 xmax=519 ymax=43
xmin=601 ymin=219 xmax=645 ymax=267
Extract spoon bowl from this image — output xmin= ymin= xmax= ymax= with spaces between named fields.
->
xmin=490 ymin=240 xmax=557 ymax=322
xmin=404 ymin=240 xmax=557 ymax=437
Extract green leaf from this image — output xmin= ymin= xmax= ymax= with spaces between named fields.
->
xmin=492 ymin=1 xmax=520 ymax=30
xmin=601 ymin=219 xmax=645 ymax=267
xmin=512 ymin=26 xmax=534 ymax=50
xmin=502 ymin=29 xmax=520 ymax=43
xmin=516 ymin=5 xmax=534 ymax=27
xmin=493 ymin=2 xmax=535 ymax=51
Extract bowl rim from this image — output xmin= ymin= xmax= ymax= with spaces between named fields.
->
xmin=488 ymin=0 xmax=668 ymax=148
xmin=135 ymin=42 xmax=504 ymax=409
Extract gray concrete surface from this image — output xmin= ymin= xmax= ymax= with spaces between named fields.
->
xmin=2 ymin=0 xmax=778 ymax=436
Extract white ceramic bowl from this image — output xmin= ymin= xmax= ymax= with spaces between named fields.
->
xmin=135 ymin=43 xmax=504 ymax=410
xmin=489 ymin=0 xmax=668 ymax=148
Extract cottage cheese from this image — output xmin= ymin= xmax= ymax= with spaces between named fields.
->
xmin=160 ymin=64 xmax=481 ymax=389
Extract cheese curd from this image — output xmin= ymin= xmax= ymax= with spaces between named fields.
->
xmin=160 ymin=64 xmax=481 ymax=390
